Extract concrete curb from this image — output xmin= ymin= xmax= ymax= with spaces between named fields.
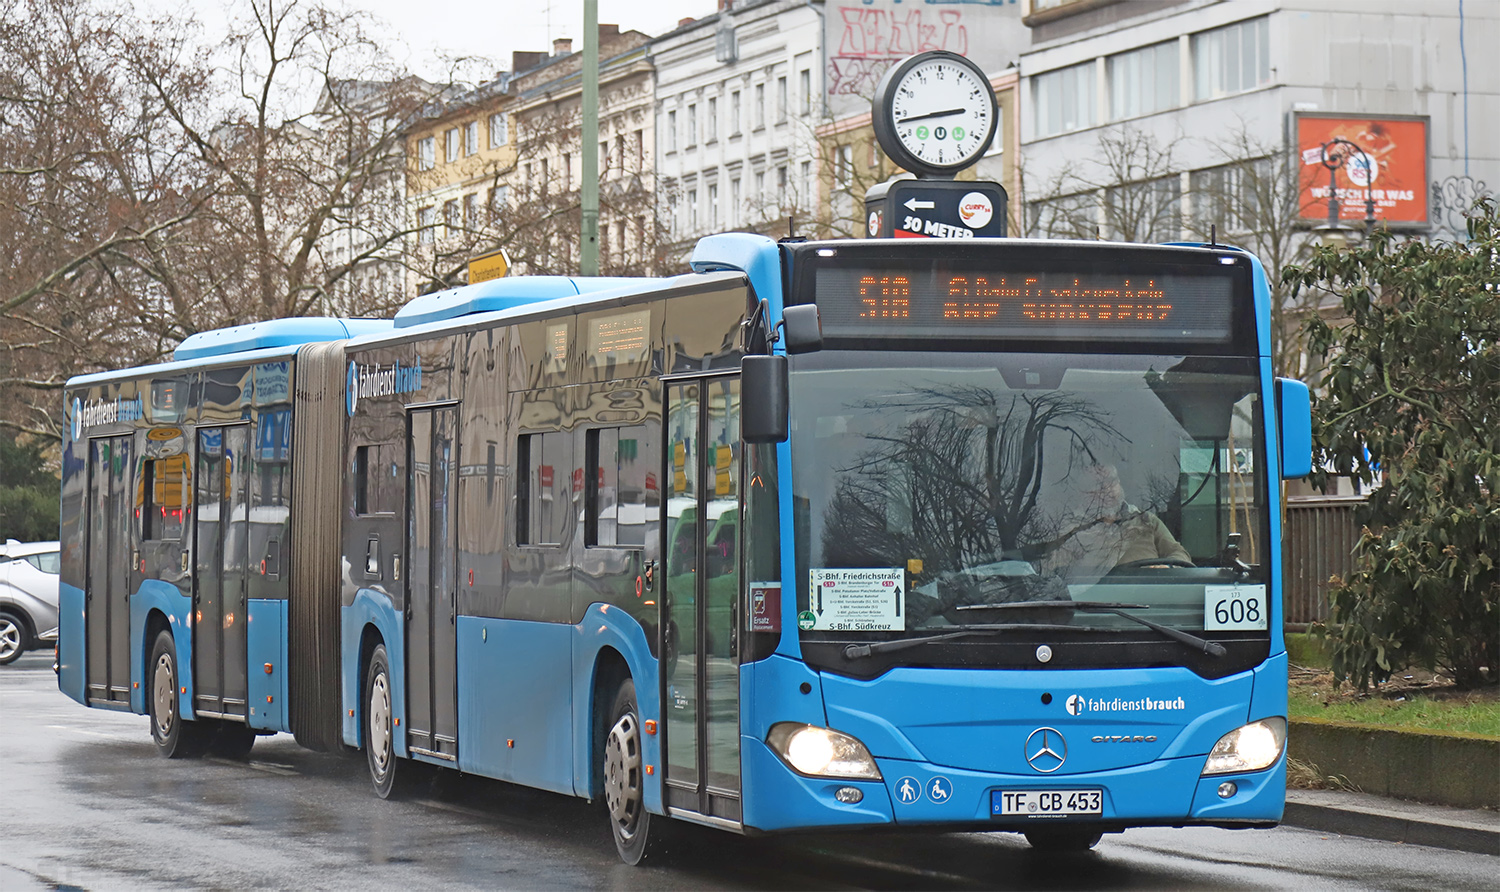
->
xmin=1289 ymin=717 xmax=1500 ymax=809
xmin=1283 ymin=789 xmax=1500 ymax=856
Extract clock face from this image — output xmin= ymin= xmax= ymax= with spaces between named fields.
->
xmin=878 ymin=54 xmax=997 ymax=175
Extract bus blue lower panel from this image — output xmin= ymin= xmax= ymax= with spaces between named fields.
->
xmin=245 ymin=598 xmax=288 ymax=732
xmin=57 ymin=582 xmax=85 ymax=704
xmin=455 ymin=615 xmax=575 ymax=794
xmin=567 ymin=604 xmax=661 ymax=811
xmin=129 ymin=580 xmax=194 ymax=718
xmin=340 ymin=590 xmax=405 ymax=753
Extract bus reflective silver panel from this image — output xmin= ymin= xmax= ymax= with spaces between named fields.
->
xmin=766 ymin=722 xmax=881 ymax=779
xmin=1201 ymin=717 xmax=1286 ymax=775
xmin=781 ymin=304 xmax=822 ymax=355
xmin=1274 ymin=378 xmax=1312 ymax=478
xmin=741 ymin=355 xmax=789 ymax=444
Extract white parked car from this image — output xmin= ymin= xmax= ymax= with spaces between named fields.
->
xmin=0 ymin=540 xmax=60 ymax=665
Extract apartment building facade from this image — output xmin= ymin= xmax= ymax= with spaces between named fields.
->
xmin=653 ymin=0 xmax=1029 ymax=249
xmin=1017 ymin=0 xmax=1498 ymax=244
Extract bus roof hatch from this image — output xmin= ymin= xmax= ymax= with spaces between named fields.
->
xmin=173 ymin=318 xmax=394 ymax=361
xmin=393 ymin=275 xmax=647 ymax=329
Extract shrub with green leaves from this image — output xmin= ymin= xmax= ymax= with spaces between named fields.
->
xmin=1288 ymin=198 xmax=1498 ymax=690
xmin=0 ymin=435 xmax=60 ymax=542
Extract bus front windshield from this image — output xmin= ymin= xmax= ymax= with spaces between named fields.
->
xmin=789 ymin=350 xmax=1269 ymax=669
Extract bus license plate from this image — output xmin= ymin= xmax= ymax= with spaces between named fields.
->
xmin=993 ymin=789 xmax=1103 ymax=817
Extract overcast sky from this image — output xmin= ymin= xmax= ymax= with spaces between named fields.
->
xmin=149 ymin=0 xmax=718 ymax=82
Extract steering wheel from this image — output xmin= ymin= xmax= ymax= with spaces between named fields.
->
xmin=1112 ymin=558 xmax=1197 ymax=570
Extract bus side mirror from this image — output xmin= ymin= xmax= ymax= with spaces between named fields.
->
xmin=742 ymin=355 xmax=789 ymax=444
xmin=781 ymin=305 xmax=822 ymax=355
xmin=1275 ymin=377 xmax=1311 ymax=479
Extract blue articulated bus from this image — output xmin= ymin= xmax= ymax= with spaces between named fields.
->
xmin=58 ymin=233 xmax=1312 ymax=861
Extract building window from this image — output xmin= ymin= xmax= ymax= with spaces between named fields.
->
xmin=488 ymin=185 xmax=508 ymax=222
xmin=418 ymin=137 xmax=435 ymax=171
xmin=776 ymin=166 xmax=787 ymax=194
xmin=465 ymin=120 xmax=479 ymax=155
xmin=1109 ymin=40 xmax=1179 ymax=120
xmin=444 ymin=198 xmax=460 ymax=235
xmin=464 ymin=192 xmax=478 ymax=228
xmin=687 ymin=104 xmax=697 ymax=147
xmin=730 ymin=177 xmax=740 ymax=227
xmin=731 ymin=90 xmax=741 ymax=135
xmin=755 ymin=83 xmax=765 ymax=129
xmin=633 ymin=129 xmax=643 ymax=168
xmin=777 ymin=76 xmax=787 ymax=122
xmin=614 ymin=135 xmax=626 ymax=176
xmin=800 ymin=160 xmax=811 ymax=201
xmin=688 ymin=188 xmax=699 ymax=230
xmin=708 ymin=183 xmax=719 ymax=229
xmin=563 ymin=152 xmax=572 ymax=191
xmin=707 ymin=97 xmax=718 ymax=142
xmin=1193 ymin=17 xmax=1270 ymax=101
xmin=445 ymin=127 xmax=461 ymax=163
xmin=835 ymin=145 xmax=853 ymax=191
xmin=668 ymin=110 xmax=678 ymax=152
xmin=489 ymin=112 xmax=508 ymax=147
xmin=1033 ymin=60 xmax=1097 ymax=138
xmin=800 ymin=68 xmax=812 ymax=115
xmin=418 ymin=206 xmax=435 ymax=245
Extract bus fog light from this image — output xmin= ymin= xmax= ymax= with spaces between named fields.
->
xmin=835 ymin=786 xmax=864 ymax=803
xmin=1217 ymin=781 xmax=1237 ymax=799
xmin=767 ymin=722 xmax=881 ymax=780
xmin=1202 ymin=718 xmax=1286 ymax=776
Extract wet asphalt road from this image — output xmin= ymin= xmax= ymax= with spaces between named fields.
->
xmin=2 ymin=651 xmax=1495 ymax=890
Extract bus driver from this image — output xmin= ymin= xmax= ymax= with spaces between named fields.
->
xmin=1042 ymin=463 xmax=1191 ymax=577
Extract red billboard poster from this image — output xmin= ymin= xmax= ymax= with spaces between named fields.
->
xmin=1297 ymin=115 xmax=1428 ymax=225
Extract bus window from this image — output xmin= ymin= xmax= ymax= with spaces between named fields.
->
xmin=142 ymin=455 xmax=188 ymax=541
xmin=586 ymin=424 xmax=658 ymax=548
xmin=517 ymin=431 xmax=567 ymax=546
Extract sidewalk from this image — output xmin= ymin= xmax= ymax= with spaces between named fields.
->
xmin=1283 ymin=788 xmax=1499 ymax=856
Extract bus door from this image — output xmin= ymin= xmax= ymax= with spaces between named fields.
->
xmin=662 ymin=376 xmax=742 ymax=823
xmin=85 ymin=435 xmax=132 ymax=705
xmin=406 ymin=405 xmax=459 ymax=761
xmin=192 ymin=425 xmax=251 ymax=720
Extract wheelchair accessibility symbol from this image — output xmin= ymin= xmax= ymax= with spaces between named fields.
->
xmin=895 ymin=776 xmax=921 ymax=804
xmin=928 ymin=775 xmax=952 ymax=804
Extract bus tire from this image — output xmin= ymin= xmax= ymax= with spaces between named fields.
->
xmin=148 ymin=630 xmax=210 ymax=758
xmin=604 ymin=677 xmax=666 ymax=864
xmin=365 ymin=644 xmax=409 ymax=799
xmin=1023 ymin=826 xmax=1104 ymax=852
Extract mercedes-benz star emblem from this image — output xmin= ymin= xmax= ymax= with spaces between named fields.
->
xmin=1025 ymin=727 xmax=1067 ymax=773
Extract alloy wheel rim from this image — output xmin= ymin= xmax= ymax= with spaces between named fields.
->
xmin=604 ymin=713 xmax=643 ymax=837
xmin=153 ymin=653 xmax=175 ymax=737
xmin=0 ymin=620 xmax=20 ymax=660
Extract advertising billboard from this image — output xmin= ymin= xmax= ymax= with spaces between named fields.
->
xmin=1296 ymin=114 xmax=1428 ymax=226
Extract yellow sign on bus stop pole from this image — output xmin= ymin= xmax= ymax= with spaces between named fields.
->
xmin=468 ymin=248 xmax=511 ymax=284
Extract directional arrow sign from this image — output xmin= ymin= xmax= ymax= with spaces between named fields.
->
xmin=904 ymin=197 xmax=935 ymax=211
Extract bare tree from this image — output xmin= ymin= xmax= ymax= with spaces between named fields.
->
xmin=1025 ymin=126 xmax=1184 ymax=243
xmin=0 ymin=0 xmax=210 ymax=441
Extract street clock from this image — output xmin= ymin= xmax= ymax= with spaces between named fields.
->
xmin=872 ymin=51 xmax=998 ymax=179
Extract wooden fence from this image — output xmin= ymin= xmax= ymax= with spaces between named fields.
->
xmin=1282 ymin=496 xmax=1366 ymax=626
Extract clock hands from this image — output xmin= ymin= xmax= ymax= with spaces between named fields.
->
xmin=897 ymin=107 xmax=966 ymax=125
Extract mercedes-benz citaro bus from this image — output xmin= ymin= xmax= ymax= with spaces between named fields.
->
xmin=57 ymin=232 xmax=1312 ymax=862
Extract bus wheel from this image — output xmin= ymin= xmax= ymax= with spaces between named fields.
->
xmin=148 ymin=631 xmax=210 ymax=758
xmin=1023 ymin=827 xmax=1104 ymax=852
xmin=208 ymin=721 xmax=256 ymax=761
xmin=604 ymin=678 xmax=664 ymax=864
xmin=365 ymin=644 xmax=408 ymax=799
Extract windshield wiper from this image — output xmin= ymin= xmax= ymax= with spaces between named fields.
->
xmin=955 ymin=600 xmax=1227 ymax=657
xmin=842 ymin=624 xmax=1081 ymax=659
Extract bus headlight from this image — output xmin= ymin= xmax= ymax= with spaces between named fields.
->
xmin=767 ymin=722 xmax=882 ymax=780
xmin=1201 ymin=717 xmax=1287 ymax=776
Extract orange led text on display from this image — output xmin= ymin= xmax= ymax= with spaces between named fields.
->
xmin=857 ymin=275 xmax=912 ymax=318
xmin=943 ymin=277 xmax=1173 ymax=323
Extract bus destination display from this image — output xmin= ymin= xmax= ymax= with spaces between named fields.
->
xmin=814 ymin=265 xmax=1235 ymax=342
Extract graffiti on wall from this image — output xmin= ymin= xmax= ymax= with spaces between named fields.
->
xmin=1431 ymin=175 xmax=1493 ymax=241
xmin=829 ymin=4 xmax=979 ymax=97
